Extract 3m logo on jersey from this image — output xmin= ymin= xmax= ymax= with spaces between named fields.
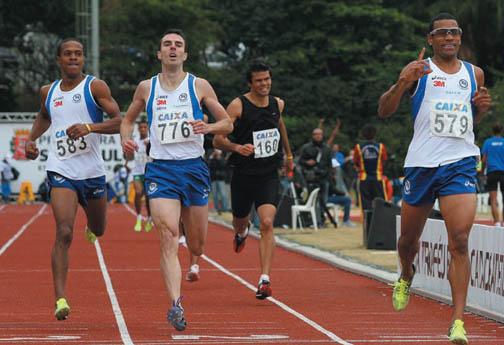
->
xmin=158 ymin=112 xmax=189 ymax=121
xmin=53 ymin=100 xmax=63 ymax=107
xmin=433 ymin=80 xmax=445 ymax=87
xmin=157 ymin=99 xmax=167 ymax=106
xmin=434 ymin=102 xmax=469 ymax=113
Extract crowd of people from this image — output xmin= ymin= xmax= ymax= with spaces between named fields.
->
xmin=9 ymin=12 xmax=502 ymax=345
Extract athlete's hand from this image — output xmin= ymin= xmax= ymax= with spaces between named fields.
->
xmin=398 ymin=48 xmax=432 ymax=84
xmin=122 ymin=139 xmax=138 ymax=160
xmin=236 ymin=144 xmax=254 ymax=157
xmin=285 ymin=158 xmax=294 ymax=178
xmin=25 ymin=140 xmax=39 ymax=160
xmin=66 ymin=123 xmax=90 ymax=140
xmin=189 ymin=120 xmax=210 ymax=135
xmin=473 ymin=87 xmax=491 ymax=115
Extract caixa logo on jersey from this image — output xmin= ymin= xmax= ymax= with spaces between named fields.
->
xmin=72 ymin=94 xmax=82 ymax=103
xmin=459 ymin=79 xmax=468 ymax=90
xmin=434 ymin=101 xmax=468 ymax=113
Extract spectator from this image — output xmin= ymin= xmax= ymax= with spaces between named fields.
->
xmin=299 ymin=127 xmax=333 ymax=227
xmin=0 ymin=157 xmax=17 ymax=204
xmin=327 ymin=181 xmax=355 ymax=227
xmin=353 ymin=124 xmax=388 ymax=215
xmin=208 ymin=149 xmax=229 ymax=214
xmin=481 ymin=122 xmax=504 ymax=226
xmin=113 ymin=164 xmax=129 ymax=204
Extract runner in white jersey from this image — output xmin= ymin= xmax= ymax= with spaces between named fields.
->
xmin=25 ymin=38 xmax=121 ymax=321
xmin=120 ymin=29 xmax=232 ymax=331
xmin=378 ymin=13 xmax=491 ymax=345
xmin=127 ymin=117 xmax=153 ymax=232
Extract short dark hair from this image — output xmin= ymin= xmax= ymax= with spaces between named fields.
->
xmin=429 ymin=13 xmax=458 ymax=33
xmin=492 ymin=122 xmax=503 ymax=135
xmin=57 ymin=38 xmax=84 ymax=56
xmin=246 ymin=61 xmax=272 ymax=83
xmin=361 ymin=124 xmax=377 ymax=140
xmin=139 ymin=116 xmax=148 ymax=124
xmin=160 ymin=29 xmax=187 ymax=51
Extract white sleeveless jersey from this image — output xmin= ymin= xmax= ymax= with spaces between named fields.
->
xmin=131 ymin=137 xmax=149 ymax=176
xmin=45 ymin=75 xmax=105 ymax=179
xmin=146 ymin=73 xmax=204 ymax=160
xmin=404 ymin=58 xmax=479 ymax=168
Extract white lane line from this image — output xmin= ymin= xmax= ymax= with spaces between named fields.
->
xmin=94 ymin=240 xmax=134 ymax=345
xmin=0 ymin=204 xmax=47 ymax=256
xmin=123 ymin=204 xmax=353 ymax=345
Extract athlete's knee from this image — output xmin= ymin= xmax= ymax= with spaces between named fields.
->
xmin=449 ymin=232 xmax=469 ymax=256
xmin=398 ymin=235 xmax=418 ymax=255
xmin=56 ymin=225 xmax=73 ymax=247
xmin=259 ymin=216 xmax=274 ymax=231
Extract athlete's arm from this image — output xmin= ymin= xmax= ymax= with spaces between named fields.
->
xmin=121 ymin=80 xmax=149 ymax=157
xmin=276 ymin=98 xmax=294 ymax=173
xmin=212 ymin=98 xmax=254 ymax=156
xmin=192 ymin=78 xmax=233 ymax=135
xmin=66 ymin=79 xmax=122 ymax=139
xmin=378 ymin=48 xmax=432 ymax=118
xmin=26 ymin=85 xmax=52 ymax=160
xmin=473 ymin=66 xmax=491 ymax=124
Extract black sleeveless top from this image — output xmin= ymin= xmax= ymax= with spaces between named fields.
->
xmin=229 ymin=95 xmax=283 ymax=175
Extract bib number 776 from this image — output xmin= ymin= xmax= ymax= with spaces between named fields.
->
xmin=157 ymin=121 xmax=193 ymax=144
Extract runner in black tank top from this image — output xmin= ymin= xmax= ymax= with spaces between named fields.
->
xmin=213 ymin=62 xmax=294 ymax=300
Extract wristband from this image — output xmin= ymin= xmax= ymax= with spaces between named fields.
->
xmin=85 ymin=123 xmax=92 ymax=134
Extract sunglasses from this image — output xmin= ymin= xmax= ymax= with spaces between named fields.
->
xmin=429 ymin=27 xmax=463 ymax=37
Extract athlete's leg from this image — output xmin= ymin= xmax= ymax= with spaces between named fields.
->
xmin=439 ymin=193 xmax=476 ymax=323
xmin=489 ymin=190 xmax=499 ymax=224
xmin=180 ymin=205 xmax=208 ymax=257
xmin=397 ymin=201 xmax=433 ymax=281
xmin=83 ymin=195 xmax=108 ymax=237
xmin=50 ymin=188 xmax=79 ymax=299
xmin=256 ymin=204 xmax=277 ymax=276
xmin=150 ymin=198 xmax=182 ymax=302
xmin=133 ymin=180 xmax=144 ymax=215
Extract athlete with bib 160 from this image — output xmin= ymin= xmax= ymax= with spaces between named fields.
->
xmin=378 ymin=13 xmax=491 ymax=345
xmin=25 ymin=38 xmax=122 ymax=321
xmin=120 ymin=29 xmax=232 ymax=332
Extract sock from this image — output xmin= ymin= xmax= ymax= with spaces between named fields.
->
xmin=190 ymin=264 xmax=199 ymax=272
xmin=147 ymin=216 xmax=152 ymax=223
xmin=136 ymin=214 xmax=142 ymax=221
xmin=259 ymin=274 xmax=270 ymax=284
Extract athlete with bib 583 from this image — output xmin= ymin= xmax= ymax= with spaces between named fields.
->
xmin=120 ymin=29 xmax=232 ymax=331
xmin=378 ymin=13 xmax=491 ymax=345
xmin=25 ymin=38 xmax=122 ymax=321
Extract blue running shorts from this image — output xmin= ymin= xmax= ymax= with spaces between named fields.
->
xmin=403 ymin=156 xmax=477 ymax=206
xmin=47 ymin=171 xmax=106 ymax=207
xmin=144 ymin=158 xmax=211 ymax=207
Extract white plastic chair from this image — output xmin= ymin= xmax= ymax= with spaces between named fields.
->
xmin=325 ymin=202 xmax=340 ymax=226
xmin=291 ymin=188 xmax=320 ymax=231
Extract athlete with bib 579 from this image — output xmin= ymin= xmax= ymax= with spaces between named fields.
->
xmin=378 ymin=13 xmax=491 ymax=345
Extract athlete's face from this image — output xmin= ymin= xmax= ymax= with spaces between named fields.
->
xmin=57 ymin=41 xmax=85 ymax=78
xmin=138 ymin=123 xmax=148 ymax=138
xmin=249 ymin=71 xmax=272 ymax=97
xmin=157 ymin=33 xmax=187 ymax=66
xmin=427 ymin=19 xmax=461 ymax=59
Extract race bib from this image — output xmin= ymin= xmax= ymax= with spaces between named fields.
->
xmin=430 ymin=100 xmax=472 ymax=139
xmin=155 ymin=111 xmax=197 ymax=144
xmin=53 ymin=126 xmax=90 ymax=160
xmin=253 ymin=128 xmax=280 ymax=159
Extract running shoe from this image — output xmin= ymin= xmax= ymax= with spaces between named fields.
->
xmin=233 ymin=223 xmax=250 ymax=253
xmin=448 ymin=319 xmax=468 ymax=345
xmin=144 ymin=220 xmax=153 ymax=232
xmin=134 ymin=218 xmax=142 ymax=232
xmin=54 ymin=298 xmax=70 ymax=320
xmin=255 ymin=280 xmax=272 ymax=300
xmin=185 ymin=264 xmax=200 ymax=282
xmin=392 ymin=265 xmax=415 ymax=311
xmin=167 ymin=298 xmax=186 ymax=331
xmin=85 ymin=227 xmax=97 ymax=244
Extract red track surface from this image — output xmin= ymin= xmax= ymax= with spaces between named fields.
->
xmin=1 ymin=204 xmax=503 ymax=345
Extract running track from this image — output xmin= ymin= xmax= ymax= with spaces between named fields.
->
xmin=0 ymin=204 xmax=503 ymax=344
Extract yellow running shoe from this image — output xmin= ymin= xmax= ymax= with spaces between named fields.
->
xmin=54 ymin=298 xmax=70 ymax=320
xmin=448 ymin=319 xmax=468 ymax=344
xmin=85 ymin=227 xmax=97 ymax=244
xmin=392 ymin=277 xmax=412 ymax=311
xmin=144 ymin=220 xmax=153 ymax=232
xmin=134 ymin=218 xmax=142 ymax=232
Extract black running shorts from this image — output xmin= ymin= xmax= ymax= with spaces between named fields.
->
xmin=486 ymin=171 xmax=504 ymax=192
xmin=231 ymin=171 xmax=279 ymax=218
